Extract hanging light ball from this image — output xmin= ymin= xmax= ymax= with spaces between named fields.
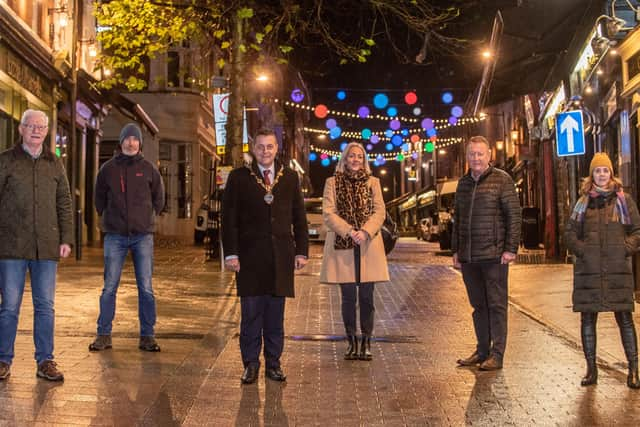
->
xmin=314 ymin=104 xmax=329 ymax=119
xmin=451 ymin=105 xmax=463 ymax=118
xmin=412 ymin=107 xmax=422 ymax=116
xmin=309 ymin=152 xmax=318 ymax=161
xmin=357 ymin=106 xmax=370 ymax=118
xmin=442 ymin=92 xmax=453 ymax=104
xmin=361 ymin=128 xmax=372 ymax=140
xmin=325 ymin=118 xmax=337 ymax=129
xmin=404 ymin=91 xmax=418 ymax=105
xmin=386 ymin=106 xmax=398 ymax=117
xmin=291 ymin=88 xmax=305 ymax=103
xmin=373 ymin=93 xmax=389 ymax=109
xmin=390 ymin=119 xmax=401 ymax=131
xmin=336 ymin=90 xmax=347 ymax=100
xmin=391 ymin=134 xmax=403 ymax=147
xmin=370 ymin=134 xmax=380 ymax=144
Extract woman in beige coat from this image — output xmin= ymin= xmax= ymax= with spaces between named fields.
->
xmin=320 ymin=142 xmax=390 ymax=361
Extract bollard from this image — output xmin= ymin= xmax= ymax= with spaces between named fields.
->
xmin=75 ymin=209 xmax=82 ymax=260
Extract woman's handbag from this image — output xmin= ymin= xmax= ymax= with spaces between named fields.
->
xmin=381 ymin=212 xmax=398 ymax=254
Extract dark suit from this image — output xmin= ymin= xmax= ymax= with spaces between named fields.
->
xmin=222 ymin=161 xmax=308 ymax=369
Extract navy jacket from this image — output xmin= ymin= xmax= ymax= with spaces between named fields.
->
xmin=95 ymin=152 xmax=165 ymax=235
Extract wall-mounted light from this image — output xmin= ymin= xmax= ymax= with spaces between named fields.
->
xmin=496 ymin=140 xmax=504 ymax=151
xmin=510 ymin=129 xmax=519 ymax=144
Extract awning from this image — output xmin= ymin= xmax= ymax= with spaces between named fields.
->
xmin=438 ymin=179 xmax=459 ymax=196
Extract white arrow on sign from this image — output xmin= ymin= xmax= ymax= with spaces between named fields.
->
xmin=560 ymin=114 xmax=579 ymax=152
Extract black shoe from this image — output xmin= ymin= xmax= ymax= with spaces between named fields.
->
xmin=359 ymin=335 xmax=372 ymax=361
xmin=457 ymin=351 xmax=486 ymax=367
xmin=581 ymin=359 xmax=598 ymax=386
xmin=138 ymin=336 xmax=161 ymax=352
xmin=265 ymin=367 xmax=287 ymax=382
xmin=241 ymin=365 xmax=259 ymax=384
xmin=344 ymin=335 xmax=358 ymax=360
xmin=479 ymin=354 xmax=503 ymax=371
xmin=628 ymin=360 xmax=640 ymax=389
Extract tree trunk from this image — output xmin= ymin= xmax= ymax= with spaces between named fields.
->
xmin=224 ymin=9 xmax=245 ymax=167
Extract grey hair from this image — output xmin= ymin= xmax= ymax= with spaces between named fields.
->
xmin=466 ymin=135 xmax=490 ymax=150
xmin=334 ymin=142 xmax=371 ymax=174
xmin=21 ymin=109 xmax=49 ymax=126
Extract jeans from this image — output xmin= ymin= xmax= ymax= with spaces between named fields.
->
xmin=0 ymin=259 xmax=58 ymax=365
xmin=97 ymin=233 xmax=156 ymax=337
xmin=461 ymin=262 xmax=509 ymax=359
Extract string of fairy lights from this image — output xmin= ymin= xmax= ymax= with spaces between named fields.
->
xmin=278 ymin=88 xmax=482 ymax=166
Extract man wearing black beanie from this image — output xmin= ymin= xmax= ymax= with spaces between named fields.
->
xmin=89 ymin=123 xmax=165 ymax=352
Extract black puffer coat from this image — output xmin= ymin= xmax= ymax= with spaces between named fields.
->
xmin=452 ymin=166 xmax=521 ymax=263
xmin=565 ymin=192 xmax=640 ymax=312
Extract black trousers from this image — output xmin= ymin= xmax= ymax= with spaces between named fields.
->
xmin=240 ymin=295 xmax=285 ymax=370
xmin=461 ymin=262 xmax=509 ymax=359
xmin=340 ymin=282 xmax=375 ymax=336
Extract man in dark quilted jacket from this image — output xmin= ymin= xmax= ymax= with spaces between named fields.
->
xmin=452 ymin=135 xmax=521 ymax=371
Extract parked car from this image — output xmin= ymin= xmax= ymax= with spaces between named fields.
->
xmin=305 ymin=197 xmax=327 ymax=242
xmin=417 ymin=217 xmax=439 ymax=241
xmin=195 ymin=192 xmax=221 ymax=244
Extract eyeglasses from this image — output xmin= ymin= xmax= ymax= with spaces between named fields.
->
xmin=21 ymin=124 xmax=48 ymax=132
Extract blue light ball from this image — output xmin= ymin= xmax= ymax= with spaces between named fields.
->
xmin=336 ymin=90 xmax=347 ymax=100
xmin=391 ymin=135 xmax=403 ymax=147
xmin=385 ymin=143 xmax=393 ymax=151
xmin=309 ymin=152 xmax=317 ymax=161
xmin=321 ymin=158 xmax=331 ymax=167
xmin=442 ymin=92 xmax=453 ymax=104
xmin=373 ymin=93 xmax=389 ymax=109
xmin=386 ymin=106 xmax=398 ymax=117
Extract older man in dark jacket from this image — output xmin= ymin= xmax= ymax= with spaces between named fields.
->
xmin=452 ymin=135 xmax=521 ymax=371
xmin=222 ymin=128 xmax=308 ymax=384
xmin=0 ymin=109 xmax=73 ymax=382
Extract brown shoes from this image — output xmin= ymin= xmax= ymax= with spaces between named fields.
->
xmin=89 ymin=335 xmax=112 ymax=351
xmin=456 ymin=351 xmax=487 ymax=367
xmin=479 ymin=354 xmax=503 ymax=371
xmin=0 ymin=361 xmax=10 ymax=380
xmin=139 ymin=336 xmax=161 ymax=352
xmin=37 ymin=360 xmax=64 ymax=381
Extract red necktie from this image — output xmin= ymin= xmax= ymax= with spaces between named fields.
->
xmin=263 ymin=169 xmax=271 ymax=186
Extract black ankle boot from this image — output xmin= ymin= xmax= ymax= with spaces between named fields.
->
xmin=344 ymin=335 xmax=358 ymax=360
xmin=616 ymin=311 xmax=640 ymax=389
xmin=359 ymin=335 xmax=372 ymax=361
xmin=628 ymin=360 xmax=640 ymax=389
xmin=581 ymin=313 xmax=597 ymax=386
xmin=581 ymin=359 xmax=598 ymax=386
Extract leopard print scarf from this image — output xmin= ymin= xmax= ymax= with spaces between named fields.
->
xmin=334 ymin=169 xmax=372 ymax=250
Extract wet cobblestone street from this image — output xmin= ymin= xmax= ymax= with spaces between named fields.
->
xmin=2 ymin=239 xmax=640 ymax=425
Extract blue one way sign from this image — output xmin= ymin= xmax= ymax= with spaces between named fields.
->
xmin=555 ymin=110 xmax=585 ymax=157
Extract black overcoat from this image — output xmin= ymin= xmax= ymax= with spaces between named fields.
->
xmin=565 ymin=193 xmax=640 ymax=312
xmin=222 ymin=161 xmax=309 ymax=297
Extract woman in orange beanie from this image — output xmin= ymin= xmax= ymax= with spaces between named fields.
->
xmin=565 ymin=152 xmax=640 ymax=388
